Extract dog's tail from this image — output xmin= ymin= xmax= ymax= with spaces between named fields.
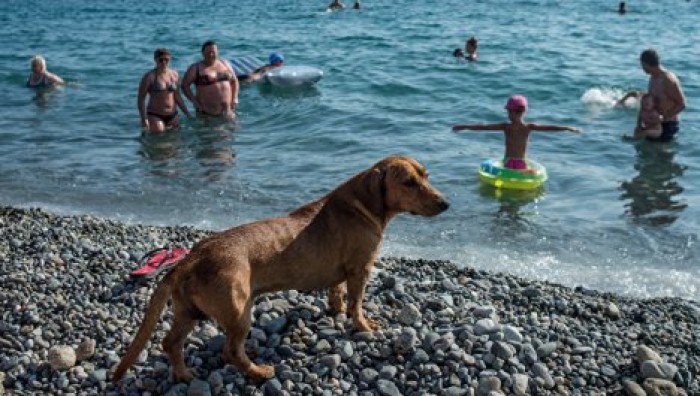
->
xmin=111 ymin=271 xmax=174 ymax=382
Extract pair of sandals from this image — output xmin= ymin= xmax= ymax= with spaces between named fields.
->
xmin=129 ymin=246 xmax=190 ymax=278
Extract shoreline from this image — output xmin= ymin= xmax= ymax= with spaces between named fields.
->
xmin=1 ymin=206 xmax=697 ymax=395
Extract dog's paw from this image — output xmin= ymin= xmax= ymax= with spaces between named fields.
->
xmin=173 ymin=369 xmax=195 ymax=383
xmin=247 ymin=364 xmax=275 ymax=379
xmin=354 ymin=318 xmax=381 ymax=332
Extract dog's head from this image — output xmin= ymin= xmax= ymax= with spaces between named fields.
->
xmin=367 ymin=156 xmax=449 ymax=217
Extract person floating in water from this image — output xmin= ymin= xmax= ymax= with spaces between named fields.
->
xmin=239 ymin=53 xmax=285 ymax=84
xmin=465 ymin=36 xmax=478 ymax=61
xmin=353 ymin=0 xmax=361 ymax=9
xmin=452 ymin=95 xmax=581 ymax=172
xmin=452 ymin=48 xmax=465 ymax=58
xmin=26 ymin=55 xmax=64 ymax=88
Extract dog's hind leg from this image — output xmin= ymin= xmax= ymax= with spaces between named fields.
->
xmin=346 ymin=268 xmax=380 ymax=332
xmin=328 ymin=281 xmax=346 ymax=315
xmin=162 ymin=299 xmax=198 ymax=382
xmin=221 ymin=300 xmax=275 ymax=379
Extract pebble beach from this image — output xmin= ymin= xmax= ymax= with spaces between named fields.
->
xmin=1 ymin=206 xmax=698 ymax=395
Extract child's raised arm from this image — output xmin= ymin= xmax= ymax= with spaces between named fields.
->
xmin=452 ymin=123 xmax=506 ymax=132
xmin=528 ymin=123 xmax=582 ymax=134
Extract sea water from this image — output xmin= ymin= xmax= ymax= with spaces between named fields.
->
xmin=0 ymin=0 xmax=698 ymax=300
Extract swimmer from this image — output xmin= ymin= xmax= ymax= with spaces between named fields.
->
xmin=618 ymin=1 xmax=627 ymax=14
xmin=182 ymin=40 xmax=239 ymax=120
xmin=328 ymin=0 xmax=344 ymax=10
xmin=452 ymin=95 xmax=581 ymax=172
xmin=466 ymin=36 xmax=478 ymax=61
xmin=453 ymin=48 xmax=465 ymax=58
xmin=239 ymin=53 xmax=285 ymax=84
xmin=26 ymin=55 xmax=64 ymax=88
xmin=630 ymin=94 xmax=662 ymax=139
xmin=137 ymin=48 xmax=192 ymax=133
xmin=353 ymin=0 xmax=361 ymax=9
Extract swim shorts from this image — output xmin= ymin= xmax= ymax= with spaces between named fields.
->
xmin=647 ymin=121 xmax=679 ymax=143
xmin=504 ymin=158 xmax=527 ymax=170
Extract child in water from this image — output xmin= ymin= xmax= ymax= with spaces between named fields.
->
xmin=632 ymin=93 xmax=662 ymax=139
xmin=452 ymin=95 xmax=581 ymax=172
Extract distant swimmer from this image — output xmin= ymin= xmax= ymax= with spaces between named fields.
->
xmin=637 ymin=49 xmax=686 ymax=142
xmin=452 ymin=48 xmax=465 ymax=58
xmin=328 ymin=0 xmax=344 ymax=10
xmin=182 ymin=41 xmax=239 ymax=120
xmin=452 ymin=95 xmax=581 ymax=172
xmin=26 ymin=55 xmax=64 ymax=88
xmin=618 ymin=2 xmax=626 ymax=14
xmin=239 ymin=53 xmax=285 ymax=84
xmin=465 ymin=36 xmax=478 ymax=61
xmin=137 ymin=48 xmax=192 ymax=133
xmin=353 ymin=0 xmax=361 ymax=9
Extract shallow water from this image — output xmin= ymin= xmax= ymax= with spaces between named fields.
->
xmin=1 ymin=0 xmax=698 ymax=300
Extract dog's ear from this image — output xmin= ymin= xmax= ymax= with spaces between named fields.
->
xmin=358 ymin=167 xmax=386 ymax=216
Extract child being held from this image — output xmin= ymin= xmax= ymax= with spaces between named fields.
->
xmin=633 ymin=93 xmax=662 ymax=139
xmin=452 ymin=95 xmax=581 ymax=172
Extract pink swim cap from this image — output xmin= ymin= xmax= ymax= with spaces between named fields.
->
xmin=505 ymin=95 xmax=528 ymax=111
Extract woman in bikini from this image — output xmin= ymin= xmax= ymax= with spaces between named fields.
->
xmin=26 ymin=55 xmax=64 ymax=88
xmin=138 ymin=48 xmax=192 ymax=132
xmin=181 ymin=40 xmax=239 ymax=121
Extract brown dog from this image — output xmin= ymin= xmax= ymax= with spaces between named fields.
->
xmin=112 ymin=155 xmax=449 ymax=382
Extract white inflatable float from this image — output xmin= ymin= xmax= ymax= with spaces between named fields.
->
xmin=230 ymin=56 xmax=323 ymax=86
xmin=263 ymin=65 xmax=323 ymax=87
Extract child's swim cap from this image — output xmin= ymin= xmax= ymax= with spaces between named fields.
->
xmin=505 ymin=95 xmax=528 ymax=111
xmin=269 ymin=53 xmax=284 ymax=64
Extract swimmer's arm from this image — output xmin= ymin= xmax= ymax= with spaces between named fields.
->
xmin=452 ymin=123 xmax=506 ymax=132
xmin=180 ymin=65 xmax=199 ymax=110
xmin=46 ymin=72 xmax=65 ymax=85
xmin=223 ymin=60 xmax=239 ymax=111
xmin=529 ymin=123 xmax=582 ymax=134
xmin=137 ymin=73 xmax=150 ymax=127
xmin=173 ymin=72 xmax=192 ymax=118
xmin=663 ymin=77 xmax=686 ymax=119
xmin=615 ymin=91 xmax=643 ymax=107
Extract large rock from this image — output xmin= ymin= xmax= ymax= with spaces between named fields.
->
xmin=622 ymin=379 xmax=647 ymax=396
xmin=606 ymin=302 xmax=621 ymax=319
xmin=642 ymin=378 xmax=678 ymax=396
xmin=477 ymin=376 xmax=501 ymax=396
xmin=641 ymin=361 xmax=678 ymax=381
xmin=394 ymin=328 xmax=417 ymax=354
xmin=532 ymin=363 xmax=555 ymax=389
xmin=398 ymin=303 xmax=422 ymax=326
xmin=76 ymin=339 xmax=96 ymax=361
xmin=512 ymin=373 xmax=529 ymax=396
xmin=536 ymin=342 xmax=558 ymax=359
xmin=48 ymin=345 xmax=76 ymax=371
xmin=376 ymin=379 xmax=402 ymax=396
xmin=636 ymin=346 xmax=663 ymax=365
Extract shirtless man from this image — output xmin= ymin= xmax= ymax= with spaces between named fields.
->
xmin=639 ymin=49 xmax=686 ymax=142
xmin=182 ymin=41 xmax=239 ymax=120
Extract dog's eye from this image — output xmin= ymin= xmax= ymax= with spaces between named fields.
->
xmin=404 ymin=179 xmax=418 ymax=188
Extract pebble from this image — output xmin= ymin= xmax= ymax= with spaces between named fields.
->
xmin=48 ymin=345 xmax=76 ymax=371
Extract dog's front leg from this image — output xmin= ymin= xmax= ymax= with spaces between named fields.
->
xmin=346 ymin=268 xmax=380 ymax=331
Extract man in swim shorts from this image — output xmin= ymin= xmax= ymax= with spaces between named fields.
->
xmin=639 ymin=49 xmax=686 ymax=142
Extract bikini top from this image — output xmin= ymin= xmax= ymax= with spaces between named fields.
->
xmin=148 ymin=71 xmax=177 ymax=93
xmin=26 ymin=73 xmax=50 ymax=88
xmin=195 ymin=61 xmax=233 ymax=86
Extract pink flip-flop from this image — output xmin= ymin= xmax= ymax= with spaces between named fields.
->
xmin=130 ymin=247 xmax=190 ymax=278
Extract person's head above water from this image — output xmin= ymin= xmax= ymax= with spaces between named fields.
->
xmin=30 ymin=55 xmax=46 ymax=74
xmin=640 ymin=48 xmax=660 ymax=74
xmin=453 ymin=48 xmax=464 ymax=58
xmin=505 ymin=95 xmax=528 ymax=113
xmin=466 ymin=37 xmax=478 ymax=49
xmin=618 ymin=2 xmax=626 ymax=14
xmin=269 ymin=53 xmax=284 ymax=66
